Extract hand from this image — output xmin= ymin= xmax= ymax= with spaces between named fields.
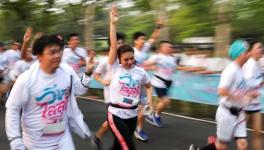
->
xmin=110 ymin=6 xmax=118 ymax=24
xmin=23 ymin=27 xmax=32 ymax=43
xmin=86 ymin=54 xmax=96 ymax=74
xmin=155 ymin=18 xmax=164 ymax=29
xmin=102 ymin=80 xmax=111 ymax=86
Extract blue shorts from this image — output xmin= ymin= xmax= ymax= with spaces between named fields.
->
xmin=154 ymin=87 xmax=169 ymax=98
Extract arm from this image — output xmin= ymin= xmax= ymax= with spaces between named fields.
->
xmin=71 ymin=53 xmax=96 ymax=95
xmin=144 ymin=83 xmax=153 ymax=106
xmin=5 ymin=75 xmax=29 ymax=149
xmin=21 ymin=27 xmax=33 ymax=61
xmin=147 ymin=19 xmax=164 ymax=44
xmin=108 ymin=6 xmax=118 ymax=65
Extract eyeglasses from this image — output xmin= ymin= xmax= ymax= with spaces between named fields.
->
xmin=43 ymin=47 xmax=63 ymax=56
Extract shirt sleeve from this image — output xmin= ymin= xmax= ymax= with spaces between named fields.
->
xmin=141 ymin=42 xmax=152 ymax=53
xmin=142 ymin=70 xmax=151 ymax=84
xmin=5 ymin=74 xmax=29 ymax=149
xmin=218 ymin=67 xmax=234 ymax=89
xmin=94 ymin=60 xmax=107 ymax=74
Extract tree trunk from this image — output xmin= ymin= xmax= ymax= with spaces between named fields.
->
xmin=83 ymin=2 xmax=96 ymax=50
xmin=214 ymin=0 xmax=232 ymax=57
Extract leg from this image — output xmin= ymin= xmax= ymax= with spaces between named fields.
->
xmin=235 ymin=138 xmax=247 ymax=150
xmin=107 ymin=112 xmax=136 ymax=150
xmin=250 ymin=112 xmax=262 ymax=150
xmin=156 ymin=96 xmax=170 ymax=115
xmin=95 ymin=121 xmax=109 ymax=140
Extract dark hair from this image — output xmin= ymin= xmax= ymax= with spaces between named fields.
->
xmin=0 ymin=41 xmax=4 ymax=47
xmin=244 ymin=38 xmax=261 ymax=52
xmin=117 ymin=44 xmax=134 ymax=59
xmin=32 ymin=34 xmax=64 ymax=55
xmin=159 ymin=40 xmax=172 ymax=47
xmin=133 ymin=32 xmax=146 ymax=41
xmin=67 ymin=33 xmax=79 ymax=41
xmin=108 ymin=32 xmax=126 ymax=46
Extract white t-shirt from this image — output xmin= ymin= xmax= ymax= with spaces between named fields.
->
xmin=5 ymin=62 xmax=90 ymax=149
xmin=133 ymin=42 xmax=152 ymax=67
xmin=0 ymin=52 xmax=9 ymax=79
xmin=147 ymin=54 xmax=177 ymax=88
xmin=243 ymin=58 xmax=263 ymax=108
xmin=62 ymin=47 xmax=87 ymax=76
xmin=218 ymin=62 xmax=249 ymax=108
xmin=8 ymin=59 xmax=35 ymax=81
xmin=108 ymin=62 xmax=150 ymax=119
xmin=4 ymin=49 xmax=21 ymax=69
xmin=94 ymin=58 xmax=111 ymax=103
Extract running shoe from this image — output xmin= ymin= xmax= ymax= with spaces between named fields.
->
xmin=134 ymin=129 xmax=149 ymax=141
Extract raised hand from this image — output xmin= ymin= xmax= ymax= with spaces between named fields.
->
xmin=155 ymin=18 xmax=164 ymax=29
xmin=23 ymin=27 xmax=32 ymax=43
xmin=110 ymin=5 xmax=118 ymax=24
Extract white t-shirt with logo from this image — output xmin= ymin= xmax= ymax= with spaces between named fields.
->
xmin=243 ymin=58 xmax=263 ymax=110
xmin=108 ymin=62 xmax=150 ymax=119
xmin=5 ymin=63 xmax=90 ymax=149
xmin=218 ymin=62 xmax=249 ymax=108
xmin=94 ymin=58 xmax=111 ymax=103
xmin=147 ymin=54 xmax=177 ymax=88
xmin=62 ymin=47 xmax=87 ymax=76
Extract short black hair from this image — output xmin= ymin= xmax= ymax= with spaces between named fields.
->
xmin=67 ymin=33 xmax=79 ymax=41
xmin=133 ymin=32 xmax=146 ymax=41
xmin=108 ymin=32 xmax=126 ymax=46
xmin=32 ymin=34 xmax=64 ymax=55
xmin=159 ymin=40 xmax=172 ymax=47
xmin=117 ymin=44 xmax=134 ymax=59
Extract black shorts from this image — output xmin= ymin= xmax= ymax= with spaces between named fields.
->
xmin=154 ymin=87 xmax=169 ymax=98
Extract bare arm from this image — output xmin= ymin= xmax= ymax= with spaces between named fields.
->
xmin=144 ymin=83 xmax=153 ymax=106
xmin=108 ymin=6 xmax=118 ymax=65
xmin=147 ymin=19 xmax=164 ymax=44
xmin=21 ymin=27 xmax=32 ymax=60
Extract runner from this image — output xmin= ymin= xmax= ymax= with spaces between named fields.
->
xmin=144 ymin=41 xmax=178 ymax=128
xmin=107 ymin=6 xmax=152 ymax=150
xmin=132 ymin=20 xmax=163 ymax=141
xmin=242 ymin=39 xmax=263 ymax=150
xmin=5 ymin=34 xmax=95 ymax=150
xmin=189 ymin=39 xmax=259 ymax=150
xmin=62 ymin=33 xmax=88 ymax=76
xmin=91 ymin=32 xmax=126 ymax=150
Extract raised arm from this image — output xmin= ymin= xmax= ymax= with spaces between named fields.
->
xmin=147 ymin=18 xmax=164 ymax=44
xmin=21 ymin=27 xmax=32 ymax=60
xmin=108 ymin=6 xmax=118 ymax=65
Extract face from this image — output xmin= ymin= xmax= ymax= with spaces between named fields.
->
xmin=119 ymin=51 xmax=135 ymax=69
xmin=160 ymin=43 xmax=173 ymax=54
xmin=38 ymin=45 xmax=63 ymax=71
xmin=134 ymin=36 xmax=146 ymax=48
xmin=117 ymin=39 xmax=125 ymax=48
xmin=68 ymin=36 xmax=80 ymax=48
xmin=250 ymin=42 xmax=264 ymax=60
xmin=12 ymin=44 xmax=20 ymax=50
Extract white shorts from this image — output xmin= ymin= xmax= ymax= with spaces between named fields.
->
xmin=216 ymin=105 xmax=247 ymax=142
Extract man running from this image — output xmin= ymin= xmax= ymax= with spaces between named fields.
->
xmin=5 ymin=34 xmax=95 ymax=149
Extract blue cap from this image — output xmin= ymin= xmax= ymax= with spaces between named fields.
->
xmin=228 ymin=40 xmax=249 ymax=60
